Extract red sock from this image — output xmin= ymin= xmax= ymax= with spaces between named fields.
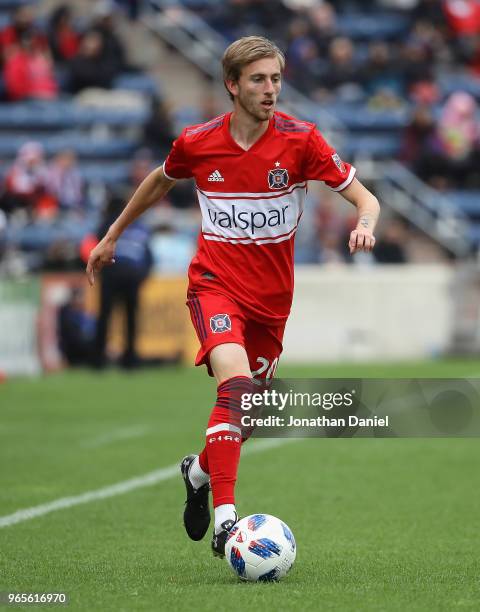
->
xmin=198 ymin=377 xmax=259 ymax=473
xmin=202 ymin=376 xmax=254 ymax=507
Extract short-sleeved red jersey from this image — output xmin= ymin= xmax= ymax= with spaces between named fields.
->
xmin=164 ymin=111 xmax=355 ymax=324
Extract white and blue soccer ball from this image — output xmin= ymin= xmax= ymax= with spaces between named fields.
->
xmin=224 ymin=514 xmax=296 ymax=582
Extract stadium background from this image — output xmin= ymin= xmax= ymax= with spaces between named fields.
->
xmin=1 ymin=1 xmax=480 ymax=610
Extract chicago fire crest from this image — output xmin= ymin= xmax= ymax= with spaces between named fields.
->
xmin=268 ymin=168 xmax=289 ymax=190
xmin=210 ymin=313 xmax=232 ymax=333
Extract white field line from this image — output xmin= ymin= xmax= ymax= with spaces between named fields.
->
xmin=81 ymin=425 xmax=150 ymax=449
xmin=0 ymin=438 xmax=295 ymax=529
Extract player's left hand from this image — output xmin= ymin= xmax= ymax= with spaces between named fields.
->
xmin=86 ymin=235 xmax=116 ymax=286
xmin=349 ymin=228 xmax=376 ymax=254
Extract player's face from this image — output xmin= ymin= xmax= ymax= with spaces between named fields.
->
xmin=232 ymin=57 xmax=282 ymax=122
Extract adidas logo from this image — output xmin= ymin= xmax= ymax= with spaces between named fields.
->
xmin=208 ymin=170 xmax=224 ymax=182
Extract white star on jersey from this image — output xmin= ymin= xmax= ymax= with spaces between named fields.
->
xmin=275 ymin=161 xmax=281 ymax=167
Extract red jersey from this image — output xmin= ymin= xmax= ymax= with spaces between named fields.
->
xmin=163 ymin=111 xmax=355 ymax=324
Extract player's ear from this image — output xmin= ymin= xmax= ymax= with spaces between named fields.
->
xmin=225 ymin=79 xmax=238 ymax=98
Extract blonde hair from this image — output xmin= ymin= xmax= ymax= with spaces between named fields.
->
xmin=222 ymin=36 xmax=285 ymax=100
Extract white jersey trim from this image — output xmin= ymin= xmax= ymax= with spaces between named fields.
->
xmin=162 ymin=161 xmax=178 ymax=182
xmin=329 ymin=166 xmax=356 ymax=192
xmin=199 ymin=181 xmax=307 ymax=200
xmin=203 ymin=226 xmax=299 ymax=246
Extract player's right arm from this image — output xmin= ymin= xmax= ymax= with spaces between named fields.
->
xmin=85 ymin=166 xmax=176 ymax=286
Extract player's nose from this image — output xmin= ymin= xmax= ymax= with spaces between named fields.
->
xmin=264 ymin=79 xmax=275 ymax=94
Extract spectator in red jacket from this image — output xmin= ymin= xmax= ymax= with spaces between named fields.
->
xmin=0 ymin=4 xmax=48 ymax=64
xmin=3 ymin=33 xmax=58 ymax=101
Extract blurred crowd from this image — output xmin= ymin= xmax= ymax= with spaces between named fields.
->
xmin=196 ymin=0 xmax=480 ymax=189
xmin=0 ymin=1 xmax=133 ymax=100
xmin=400 ymin=91 xmax=480 ymax=190
xmin=1 ymin=143 xmax=83 ymax=218
xmin=0 ymin=0 xmax=200 ymax=273
xmin=0 ymin=140 xmax=188 ymax=222
xmin=0 ymin=0 xmax=479 ymax=272
xmin=184 ymin=0 xmax=480 ymax=260
xmin=199 ymin=0 xmax=480 ymax=102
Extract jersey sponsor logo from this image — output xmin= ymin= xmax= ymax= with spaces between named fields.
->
xmin=210 ymin=313 xmax=231 ymax=333
xmin=207 ymin=203 xmax=289 ymax=234
xmin=331 ymin=153 xmax=346 ymax=174
xmin=197 ymin=183 xmax=306 ymax=244
xmin=268 ymin=168 xmax=289 ymax=190
xmin=208 ymin=170 xmax=224 ymax=182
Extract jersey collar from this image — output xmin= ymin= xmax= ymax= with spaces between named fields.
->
xmin=222 ymin=111 xmax=274 ymax=153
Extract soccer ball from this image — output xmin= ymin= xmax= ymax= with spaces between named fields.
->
xmin=224 ymin=514 xmax=296 ymax=582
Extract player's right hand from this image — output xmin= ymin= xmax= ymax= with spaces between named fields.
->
xmin=85 ymin=235 xmax=116 ymax=286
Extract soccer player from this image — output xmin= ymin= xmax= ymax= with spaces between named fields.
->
xmin=86 ymin=36 xmax=379 ymax=558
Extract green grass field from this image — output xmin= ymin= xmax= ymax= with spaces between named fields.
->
xmin=1 ymin=360 xmax=480 ymax=611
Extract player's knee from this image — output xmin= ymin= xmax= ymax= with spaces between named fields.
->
xmin=210 ymin=343 xmax=251 ymax=384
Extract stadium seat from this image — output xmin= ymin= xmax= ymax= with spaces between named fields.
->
xmin=79 ymin=162 xmax=131 ymax=185
xmin=0 ymin=133 xmax=136 ymax=159
xmin=438 ymin=73 xmax=480 ymax=101
xmin=342 ymin=133 xmax=401 ymax=158
xmin=113 ymin=73 xmax=159 ymax=95
xmin=0 ymin=0 xmax=36 ymax=8
xmin=446 ymin=191 xmax=480 ymax=217
xmin=318 ymin=103 xmax=410 ymax=131
xmin=0 ymin=102 xmax=149 ymax=130
xmin=180 ymin=0 xmax=218 ymax=7
xmin=5 ymin=216 xmax=98 ymax=251
xmin=468 ymin=224 xmax=480 ymax=245
xmin=0 ymin=13 xmax=10 ymax=29
xmin=336 ymin=12 xmax=411 ymax=41
xmin=174 ymin=106 xmax=205 ymax=129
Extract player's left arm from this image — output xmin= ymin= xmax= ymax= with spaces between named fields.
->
xmin=339 ymin=177 xmax=380 ymax=254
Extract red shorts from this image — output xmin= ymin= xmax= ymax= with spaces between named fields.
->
xmin=186 ymin=289 xmax=285 ymax=379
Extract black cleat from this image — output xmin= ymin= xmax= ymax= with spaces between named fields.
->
xmin=180 ymin=455 xmax=211 ymax=541
xmin=211 ymin=515 xmax=238 ymax=558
